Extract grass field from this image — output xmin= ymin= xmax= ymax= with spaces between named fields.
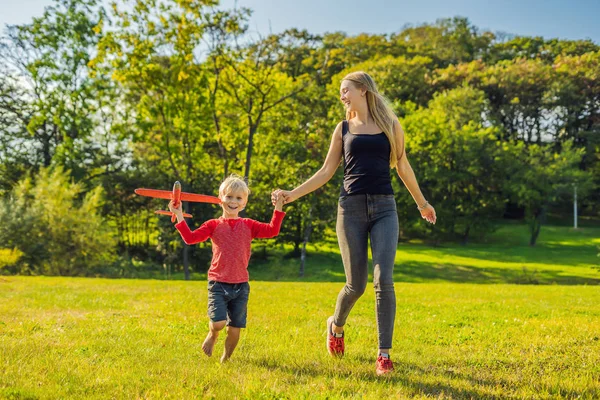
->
xmin=248 ymin=223 xmax=600 ymax=284
xmin=1 ymin=223 xmax=599 ymax=399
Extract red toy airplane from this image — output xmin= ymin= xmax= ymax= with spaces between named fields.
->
xmin=135 ymin=181 xmax=221 ymax=222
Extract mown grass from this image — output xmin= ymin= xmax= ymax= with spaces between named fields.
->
xmin=1 ymin=222 xmax=598 ymax=398
xmin=1 ymin=278 xmax=599 ymax=399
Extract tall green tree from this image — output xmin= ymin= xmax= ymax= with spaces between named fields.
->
xmin=401 ymin=86 xmax=508 ymax=243
xmin=434 ymin=58 xmax=555 ymax=143
xmin=0 ymin=73 xmax=33 ymax=193
xmin=552 ymin=51 xmax=600 ymax=163
xmin=505 ymin=141 xmax=592 ymax=245
xmin=0 ymin=0 xmax=106 ymax=176
xmin=394 ymin=17 xmax=494 ymax=68
xmin=94 ymin=0 xmax=253 ymax=278
xmin=217 ymin=36 xmax=311 ymax=181
xmin=486 ymin=36 xmax=599 ymax=64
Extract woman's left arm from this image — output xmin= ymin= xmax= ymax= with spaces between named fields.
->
xmin=394 ymin=120 xmax=437 ymax=224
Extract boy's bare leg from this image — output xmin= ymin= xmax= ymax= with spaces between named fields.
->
xmin=220 ymin=326 xmax=241 ymax=363
xmin=203 ymin=320 xmax=226 ymax=357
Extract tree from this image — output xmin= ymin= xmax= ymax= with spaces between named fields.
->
xmin=0 ymin=167 xmax=116 ymax=275
xmin=434 ymin=58 xmax=555 ymax=143
xmin=486 ymin=36 xmax=599 ymax=64
xmin=217 ymin=36 xmax=311 ymax=181
xmin=394 ymin=17 xmax=494 ymax=68
xmin=251 ymin=95 xmax=339 ymax=274
xmin=95 ymin=0 xmax=242 ymax=279
xmin=400 ymin=86 xmax=507 ymax=243
xmin=0 ymin=73 xmax=33 ymax=193
xmin=333 ymin=55 xmax=435 ymax=109
xmin=0 ymin=0 xmax=106 ymax=175
xmin=552 ymin=51 xmax=600 ymax=165
xmin=505 ymin=141 xmax=592 ymax=245
xmin=202 ymin=7 xmax=252 ymax=179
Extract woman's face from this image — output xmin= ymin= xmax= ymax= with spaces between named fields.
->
xmin=340 ymin=80 xmax=365 ymax=112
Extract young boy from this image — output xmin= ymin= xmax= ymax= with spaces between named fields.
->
xmin=168 ymin=175 xmax=285 ymax=362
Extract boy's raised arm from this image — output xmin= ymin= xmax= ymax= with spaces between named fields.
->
xmin=175 ymin=219 xmax=216 ymax=245
xmin=250 ymin=201 xmax=286 ymax=239
xmin=169 ymin=199 xmax=216 ymax=244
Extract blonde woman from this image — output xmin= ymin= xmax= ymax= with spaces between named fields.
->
xmin=272 ymin=71 xmax=436 ymax=375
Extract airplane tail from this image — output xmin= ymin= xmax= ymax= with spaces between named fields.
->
xmin=155 ymin=210 xmax=193 ymax=222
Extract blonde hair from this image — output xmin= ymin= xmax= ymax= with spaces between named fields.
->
xmin=342 ymin=71 xmax=403 ymax=168
xmin=219 ymin=174 xmax=250 ymax=197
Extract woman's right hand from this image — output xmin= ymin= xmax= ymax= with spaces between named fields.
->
xmin=271 ymin=189 xmax=295 ymax=205
xmin=420 ymin=203 xmax=437 ymax=225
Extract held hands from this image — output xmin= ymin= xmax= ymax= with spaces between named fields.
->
xmin=273 ymin=191 xmax=285 ymax=211
xmin=271 ymin=189 xmax=295 ymax=206
xmin=271 ymin=188 xmax=436 ymax=224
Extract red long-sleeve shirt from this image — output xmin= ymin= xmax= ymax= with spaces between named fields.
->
xmin=174 ymin=210 xmax=286 ymax=283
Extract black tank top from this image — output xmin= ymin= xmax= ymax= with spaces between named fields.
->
xmin=340 ymin=120 xmax=394 ymax=197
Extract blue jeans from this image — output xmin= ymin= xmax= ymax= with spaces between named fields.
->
xmin=333 ymin=194 xmax=399 ymax=349
xmin=207 ymin=281 xmax=250 ymax=328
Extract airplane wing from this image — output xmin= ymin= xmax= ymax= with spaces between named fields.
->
xmin=155 ymin=210 xmax=193 ymax=218
xmin=135 ymin=188 xmax=221 ymax=204
xmin=135 ymin=189 xmax=172 ymax=200
xmin=180 ymin=192 xmax=221 ymax=204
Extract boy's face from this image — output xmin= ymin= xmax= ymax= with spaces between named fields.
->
xmin=220 ymin=188 xmax=248 ymax=218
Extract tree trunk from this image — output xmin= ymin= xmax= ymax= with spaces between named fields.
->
xmin=244 ymin=123 xmax=257 ymax=180
xmin=183 ymin=245 xmax=190 ymax=280
xmin=462 ymin=224 xmax=471 ymax=245
xmin=144 ymin=212 xmax=150 ymax=247
xmin=183 ymin=201 xmax=190 ymax=280
xmin=299 ymin=203 xmax=314 ymax=277
xmin=529 ymin=218 xmax=541 ymax=246
xmin=529 ymin=208 xmax=545 ymax=246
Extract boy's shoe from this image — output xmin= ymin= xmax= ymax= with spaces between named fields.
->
xmin=376 ymin=355 xmax=394 ymax=376
xmin=326 ymin=316 xmax=344 ymax=357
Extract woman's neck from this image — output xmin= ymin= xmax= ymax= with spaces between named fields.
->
xmin=351 ymin=106 xmax=371 ymax=125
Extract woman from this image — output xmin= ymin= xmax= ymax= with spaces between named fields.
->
xmin=272 ymin=71 xmax=436 ymax=376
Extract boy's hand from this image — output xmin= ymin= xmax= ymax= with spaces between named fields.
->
xmin=168 ymin=201 xmax=185 ymax=223
xmin=271 ymin=189 xmax=295 ymax=205
xmin=274 ymin=192 xmax=284 ymax=212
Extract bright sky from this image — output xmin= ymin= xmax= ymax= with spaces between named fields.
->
xmin=1 ymin=0 xmax=599 ymax=43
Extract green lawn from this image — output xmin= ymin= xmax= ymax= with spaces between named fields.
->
xmin=249 ymin=223 xmax=600 ymax=284
xmin=1 ymin=223 xmax=599 ymax=399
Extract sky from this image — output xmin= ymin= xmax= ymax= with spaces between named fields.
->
xmin=1 ymin=0 xmax=599 ymax=43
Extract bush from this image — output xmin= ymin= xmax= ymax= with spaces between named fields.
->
xmin=0 ymin=167 xmax=117 ymax=275
xmin=0 ymin=248 xmax=23 ymax=273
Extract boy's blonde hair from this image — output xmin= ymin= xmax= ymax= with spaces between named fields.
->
xmin=219 ymin=174 xmax=250 ymax=197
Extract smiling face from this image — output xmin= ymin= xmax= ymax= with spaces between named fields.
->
xmin=340 ymin=79 xmax=366 ymax=112
xmin=220 ymin=188 xmax=248 ymax=219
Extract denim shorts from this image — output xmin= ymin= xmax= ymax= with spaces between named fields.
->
xmin=207 ymin=280 xmax=250 ymax=328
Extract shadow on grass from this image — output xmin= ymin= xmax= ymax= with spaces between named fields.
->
xmin=406 ymin=242 xmax=599 ymax=268
xmin=395 ymin=261 xmax=600 ymax=285
xmin=248 ymin=248 xmax=600 ymax=285
xmin=246 ymin=356 xmax=491 ymax=399
xmin=62 ymin=224 xmax=597 ymax=285
xmin=245 ymin=355 xmax=596 ymax=399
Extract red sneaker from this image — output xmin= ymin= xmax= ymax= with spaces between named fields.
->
xmin=376 ymin=355 xmax=394 ymax=376
xmin=326 ymin=316 xmax=344 ymax=357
